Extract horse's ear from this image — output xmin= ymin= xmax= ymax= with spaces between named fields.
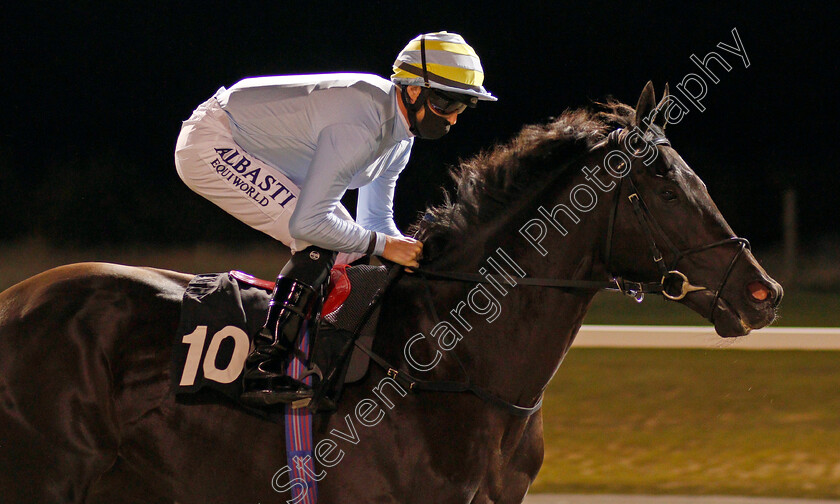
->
xmin=653 ymin=83 xmax=669 ymax=130
xmin=634 ymin=81 xmax=656 ymax=130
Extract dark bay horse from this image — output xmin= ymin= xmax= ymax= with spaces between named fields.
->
xmin=0 ymin=83 xmax=782 ymax=503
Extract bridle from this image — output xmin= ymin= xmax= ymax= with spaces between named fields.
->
xmin=417 ymin=125 xmax=751 ymax=324
xmin=599 ymin=126 xmax=750 ymax=323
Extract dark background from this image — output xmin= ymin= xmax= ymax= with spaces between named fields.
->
xmin=2 ymin=1 xmax=836 ymax=250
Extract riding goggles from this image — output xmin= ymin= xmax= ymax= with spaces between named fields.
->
xmin=426 ymin=89 xmax=475 ymax=115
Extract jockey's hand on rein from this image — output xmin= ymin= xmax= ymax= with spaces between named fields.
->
xmin=382 ymin=235 xmax=423 ymax=269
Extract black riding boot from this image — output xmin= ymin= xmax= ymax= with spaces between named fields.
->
xmin=240 ymin=246 xmax=336 ymax=406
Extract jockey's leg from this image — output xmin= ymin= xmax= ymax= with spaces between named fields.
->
xmin=240 ymin=245 xmax=337 ymax=406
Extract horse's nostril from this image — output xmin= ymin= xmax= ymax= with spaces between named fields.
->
xmin=747 ymin=281 xmax=771 ymax=302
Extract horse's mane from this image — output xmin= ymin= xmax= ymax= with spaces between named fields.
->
xmin=410 ymin=99 xmax=636 ymax=252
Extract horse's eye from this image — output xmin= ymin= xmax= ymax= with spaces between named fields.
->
xmin=661 ymin=189 xmax=678 ymax=201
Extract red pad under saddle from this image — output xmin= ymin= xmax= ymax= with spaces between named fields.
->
xmin=322 ymin=264 xmax=352 ymax=316
xmin=228 ymin=265 xmax=352 ymax=317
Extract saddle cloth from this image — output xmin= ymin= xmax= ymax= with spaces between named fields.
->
xmin=170 ymin=265 xmax=389 ymax=406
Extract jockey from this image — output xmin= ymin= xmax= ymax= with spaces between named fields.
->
xmin=174 ymin=31 xmax=496 ymax=406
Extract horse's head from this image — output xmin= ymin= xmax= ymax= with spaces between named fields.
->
xmin=604 ymin=82 xmax=782 ymax=337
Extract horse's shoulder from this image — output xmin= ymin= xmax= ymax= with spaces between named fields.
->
xmin=0 ymin=263 xmax=192 ymax=320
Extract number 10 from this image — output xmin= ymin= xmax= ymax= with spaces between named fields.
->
xmin=179 ymin=325 xmax=250 ymax=386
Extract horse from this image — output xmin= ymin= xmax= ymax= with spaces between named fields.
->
xmin=0 ymin=83 xmax=782 ymax=503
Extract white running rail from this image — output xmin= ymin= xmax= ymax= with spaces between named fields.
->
xmin=574 ymin=325 xmax=840 ymax=350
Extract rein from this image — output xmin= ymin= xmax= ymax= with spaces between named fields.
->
xmin=410 ymin=268 xmax=664 ymax=298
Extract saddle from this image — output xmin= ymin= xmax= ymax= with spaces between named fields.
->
xmin=170 ymin=264 xmax=390 ymax=413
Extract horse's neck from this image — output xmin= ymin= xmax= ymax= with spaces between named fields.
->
xmin=430 ymin=163 xmax=611 ymax=405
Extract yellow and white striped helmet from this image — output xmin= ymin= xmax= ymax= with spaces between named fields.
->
xmin=391 ymin=31 xmax=497 ymax=102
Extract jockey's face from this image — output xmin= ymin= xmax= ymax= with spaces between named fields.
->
xmin=419 ymin=102 xmax=460 ymax=125
xmin=408 ymin=86 xmax=461 ymax=125
xmin=404 ymin=86 xmax=461 ymax=139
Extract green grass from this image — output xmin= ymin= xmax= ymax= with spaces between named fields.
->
xmin=535 ymin=348 xmax=840 ymax=498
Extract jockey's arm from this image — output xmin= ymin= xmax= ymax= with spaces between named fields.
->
xmin=356 ymin=142 xmax=410 ymax=239
xmin=288 ymin=124 xmax=381 ymax=255
xmin=357 ymin=144 xmax=423 ymax=268
xmin=288 ymin=125 xmax=422 ymax=267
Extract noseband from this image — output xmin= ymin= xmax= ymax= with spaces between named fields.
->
xmin=601 ymin=128 xmax=751 ymax=322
